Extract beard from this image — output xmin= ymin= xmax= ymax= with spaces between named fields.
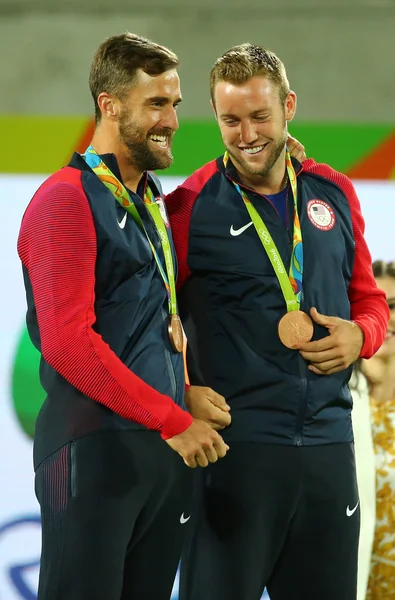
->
xmin=118 ymin=107 xmax=174 ymax=172
xmin=226 ymin=123 xmax=288 ymax=180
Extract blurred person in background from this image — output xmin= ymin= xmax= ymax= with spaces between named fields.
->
xmin=166 ymin=43 xmax=389 ymax=600
xmin=350 ymin=360 xmax=376 ymax=600
xmin=363 ymin=260 xmax=395 ymax=598
xmin=17 ymin=32 xmax=231 ymax=600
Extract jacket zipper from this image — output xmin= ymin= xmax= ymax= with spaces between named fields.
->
xmin=226 ymin=166 xmax=308 ymax=445
xmin=295 ymin=354 xmax=308 ymax=446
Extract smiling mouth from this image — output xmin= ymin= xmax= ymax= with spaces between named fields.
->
xmin=239 ymin=142 xmax=269 ymax=155
xmin=149 ymin=134 xmax=170 ymax=149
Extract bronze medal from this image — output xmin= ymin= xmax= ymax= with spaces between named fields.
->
xmin=168 ymin=314 xmax=184 ymax=353
xmin=278 ymin=310 xmax=313 ymax=350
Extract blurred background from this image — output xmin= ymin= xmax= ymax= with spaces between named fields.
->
xmin=0 ymin=0 xmax=394 ymax=598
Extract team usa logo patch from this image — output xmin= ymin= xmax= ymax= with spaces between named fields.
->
xmin=307 ymin=200 xmax=336 ymax=231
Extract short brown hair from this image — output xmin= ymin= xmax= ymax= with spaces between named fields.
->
xmin=210 ymin=43 xmax=290 ymax=106
xmin=89 ymin=32 xmax=179 ymax=122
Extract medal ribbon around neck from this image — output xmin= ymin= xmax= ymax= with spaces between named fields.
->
xmin=83 ymin=146 xmax=177 ymax=316
xmin=225 ymin=149 xmax=303 ymax=312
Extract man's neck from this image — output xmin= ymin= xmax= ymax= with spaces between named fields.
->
xmin=90 ymin=127 xmax=143 ymax=193
xmin=235 ymin=148 xmax=288 ymax=195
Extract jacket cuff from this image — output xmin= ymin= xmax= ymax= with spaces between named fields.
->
xmin=353 ymin=317 xmax=371 ymax=358
xmin=160 ymin=401 xmax=193 ymax=440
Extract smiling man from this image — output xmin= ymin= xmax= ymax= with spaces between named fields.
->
xmin=166 ymin=44 xmax=390 ymax=600
xmin=17 ymin=33 xmax=230 ymax=600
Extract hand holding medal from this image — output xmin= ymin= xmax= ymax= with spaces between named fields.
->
xmin=298 ymin=307 xmax=364 ymax=375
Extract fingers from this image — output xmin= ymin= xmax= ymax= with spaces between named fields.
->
xmin=210 ymin=422 xmax=224 ymax=431
xmin=166 ymin=420 xmax=230 ymax=469
xmin=287 ymin=135 xmax=306 ymax=162
xmin=308 ymin=359 xmax=347 ymax=375
xmin=209 ymin=418 xmax=231 ymax=431
xmin=185 ymin=438 xmax=230 ymax=468
xmin=214 ymin=437 xmax=230 ymax=459
xmin=196 ymin=450 xmax=210 ymax=467
xmin=299 ymin=347 xmax=337 ymax=363
xmin=183 ymin=454 xmax=198 ymax=468
xmin=298 ymin=335 xmax=334 ymax=353
xmin=207 ymin=389 xmax=230 ymax=411
xmin=301 ymin=341 xmax=352 ymax=373
xmin=201 ymin=431 xmax=229 ymax=463
xmin=298 ymin=150 xmax=307 ymax=162
xmin=203 ymin=444 xmax=220 ymax=464
xmin=209 ymin=408 xmax=231 ymax=428
xmin=309 ymin=307 xmax=338 ymax=328
xmin=184 ymin=447 xmax=211 ymax=468
xmin=292 ymin=147 xmax=306 ymax=162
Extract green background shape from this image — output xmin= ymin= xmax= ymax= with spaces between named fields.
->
xmin=12 ymin=328 xmax=44 ymax=439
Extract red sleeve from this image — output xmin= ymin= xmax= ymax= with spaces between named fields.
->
xmin=303 ymin=159 xmax=390 ymax=358
xmin=165 ymin=160 xmax=218 ymax=290
xmin=17 ymin=175 xmax=192 ymax=439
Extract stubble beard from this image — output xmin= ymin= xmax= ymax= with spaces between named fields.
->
xmin=119 ymin=109 xmax=174 ymax=172
xmin=227 ymin=123 xmax=288 ymax=180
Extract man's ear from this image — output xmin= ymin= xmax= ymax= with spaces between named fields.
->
xmin=285 ymin=91 xmax=297 ymax=122
xmin=97 ymin=93 xmax=119 ymax=120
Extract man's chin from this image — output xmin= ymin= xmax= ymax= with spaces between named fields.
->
xmin=236 ymin=157 xmax=270 ymax=178
xmin=150 ymin=152 xmax=173 ymax=171
xmin=137 ymin=150 xmax=173 ymax=172
xmin=227 ymin=150 xmax=263 ymax=173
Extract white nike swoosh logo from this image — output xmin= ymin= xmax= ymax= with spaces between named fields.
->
xmin=118 ymin=212 xmax=127 ymax=229
xmin=180 ymin=513 xmax=190 ymax=524
xmin=346 ymin=502 xmax=359 ymax=517
xmin=230 ymin=222 xmax=253 ymax=236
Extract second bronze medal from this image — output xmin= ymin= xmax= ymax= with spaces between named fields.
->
xmin=168 ymin=314 xmax=184 ymax=353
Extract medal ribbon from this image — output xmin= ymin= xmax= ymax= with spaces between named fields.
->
xmin=83 ymin=146 xmax=177 ymax=315
xmin=226 ymin=149 xmax=303 ymax=311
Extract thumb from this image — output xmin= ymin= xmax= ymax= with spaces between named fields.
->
xmin=207 ymin=389 xmax=231 ymax=411
xmin=310 ymin=306 xmax=337 ymax=328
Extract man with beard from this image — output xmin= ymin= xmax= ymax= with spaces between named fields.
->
xmin=17 ymin=33 xmax=231 ymax=600
xmin=165 ymin=44 xmax=390 ymax=600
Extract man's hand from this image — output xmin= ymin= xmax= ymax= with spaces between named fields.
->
xmin=185 ymin=386 xmax=231 ymax=430
xmin=165 ymin=419 xmax=229 ymax=468
xmin=287 ymin=134 xmax=306 ymax=163
xmin=298 ymin=307 xmax=364 ymax=375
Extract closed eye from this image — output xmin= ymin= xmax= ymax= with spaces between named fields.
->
xmin=253 ymin=115 xmax=270 ymax=122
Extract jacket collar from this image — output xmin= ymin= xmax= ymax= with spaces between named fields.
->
xmin=69 ymin=151 xmax=161 ymax=198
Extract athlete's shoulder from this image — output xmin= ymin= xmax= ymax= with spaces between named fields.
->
xmin=40 ymin=165 xmax=84 ymax=193
xmin=22 ymin=166 xmax=87 ymax=224
xmin=302 ymin=158 xmax=356 ymax=201
xmin=179 ymin=159 xmax=219 ymax=193
xmin=165 ymin=159 xmax=219 ymax=215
